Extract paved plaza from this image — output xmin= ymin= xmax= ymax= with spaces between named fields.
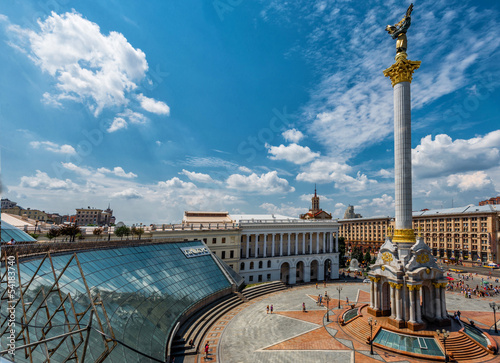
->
xmin=178 ymin=279 xmax=500 ymax=363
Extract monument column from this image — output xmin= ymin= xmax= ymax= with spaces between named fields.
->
xmin=440 ymin=284 xmax=448 ymax=319
xmin=408 ymin=286 xmax=416 ymax=324
xmin=370 ymin=279 xmax=376 ymax=308
xmin=433 ymin=283 xmax=442 ymax=319
xmin=384 ymin=53 xmax=421 ymax=258
xmin=395 ymin=284 xmax=403 ymax=321
xmin=390 ymin=283 xmax=396 ymax=319
xmin=415 ymin=286 xmax=423 ymax=323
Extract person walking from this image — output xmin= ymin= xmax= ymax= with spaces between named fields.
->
xmin=266 ymin=305 xmax=269 ymax=314
xmin=270 ymin=305 xmax=273 ymax=314
xmin=205 ymin=343 xmax=209 ymax=358
xmin=346 ymin=296 xmax=349 ymax=305
xmin=302 ymin=302 xmax=306 ymax=312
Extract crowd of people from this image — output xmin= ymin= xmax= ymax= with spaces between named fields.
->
xmin=446 ymin=272 xmax=500 ymax=298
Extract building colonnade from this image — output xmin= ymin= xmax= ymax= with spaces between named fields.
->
xmin=241 ymin=231 xmax=338 ymax=259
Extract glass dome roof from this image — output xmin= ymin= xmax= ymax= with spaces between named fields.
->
xmin=0 ymin=220 xmax=37 ymax=243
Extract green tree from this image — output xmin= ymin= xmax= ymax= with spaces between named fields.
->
xmin=131 ymin=226 xmax=144 ymax=240
xmin=338 ymin=237 xmax=346 ymax=268
xmin=59 ymin=225 xmax=81 ymax=242
xmin=46 ymin=228 xmax=61 ymax=241
xmin=352 ymin=246 xmax=363 ymax=263
xmin=114 ymin=226 xmax=131 ymax=240
xmin=364 ymin=251 xmax=372 ymax=265
xmin=93 ymin=227 xmax=103 ymax=240
xmin=28 ymin=233 xmax=39 ymax=239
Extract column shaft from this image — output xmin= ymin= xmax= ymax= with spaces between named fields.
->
xmin=396 ymin=288 xmax=402 ymax=320
xmin=279 ymin=233 xmax=283 ymax=256
xmin=272 ymin=233 xmax=275 ymax=257
xmin=255 ymin=234 xmax=258 ymax=258
xmin=295 ymin=233 xmax=298 ymax=255
xmin=287 ymin=234 xmax=291 ymax=256
xmin=434 ymin=286 xmax=441 ymax=319
xmin=409 ymin=288 xmax=416 ymax=323
xmin=263 ymin=234 xmax=267 ymax=258
xmin=302 ymin=233 xmax=306 ymax=254
xmin=390 ymin=285 xmax=396 ymax=319
xmin=394 ymin=81 xmax=413 ymax=230
xmin=416 ymin=288 xmax=422 ymax=323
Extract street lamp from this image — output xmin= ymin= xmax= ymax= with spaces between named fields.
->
xmin=336 ymin=285 xmax=343 ymax=309
xmin=325 ymin=295 xmax=331 ymax=322
xmin=436 ymin=329 xmax=450 ymax=363
xmin=368 ymin=317 xmax=377 ymax=355
xmin=490 ymin=302 xmax=498 ymax=334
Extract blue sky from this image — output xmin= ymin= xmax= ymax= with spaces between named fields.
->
xmin=1 ymin=0 xmax=499 ymax=224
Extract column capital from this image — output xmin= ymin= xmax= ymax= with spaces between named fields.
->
xmin=383 ymin=56 xmax=421 ymax=87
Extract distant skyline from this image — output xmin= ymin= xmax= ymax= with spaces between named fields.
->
xmin=1 ymin=0 xmax=499 ymax=224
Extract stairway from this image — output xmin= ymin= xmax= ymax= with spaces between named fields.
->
xmin=440 ymin=333 xmax=489 ymax=362
xmin=171 ymin=293 xmax=243 ymax=356
xmin=342 ymin=315 xmax=372 ymax=344
xmin=240 ymin=281 xmax=288 ymax=300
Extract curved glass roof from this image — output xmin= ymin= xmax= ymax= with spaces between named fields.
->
xmin=0 ymin=220 xmax=37 ymax=243
xmin=1 ymin=241 xmax=234 ymax=362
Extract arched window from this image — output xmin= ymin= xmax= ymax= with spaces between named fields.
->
xmin=258 ymin=261 xmax=263 ymax=269
xmin=240 ymin=262 xmax=245 ymax=271
xmin=267 ymin=260 xmax=271 ymax=268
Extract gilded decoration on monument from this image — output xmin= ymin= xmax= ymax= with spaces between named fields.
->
xmin=415 ymin=252 xmax=430 ymax=264
xmin=383 ymin=58 xmax=422 ymax=87
xmin=381 ymin=252 xmax=394 ymax=263
xmin=392 ymin=228 xmax=416 ymax=244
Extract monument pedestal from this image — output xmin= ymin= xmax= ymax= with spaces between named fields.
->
xmin=367 ymin=307 xmax=383 ymax=317
xmin=388 ymin=318 xmax=406 ymax=329
xmin=407 ymin=321 xmax=426 ymax=331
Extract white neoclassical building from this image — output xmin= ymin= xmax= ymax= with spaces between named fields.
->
xmin=232 ymin=215 xmax=340 ymax=284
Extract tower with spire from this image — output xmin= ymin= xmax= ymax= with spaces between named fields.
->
xmin=300 ymin=186 xmax=332 ymax=220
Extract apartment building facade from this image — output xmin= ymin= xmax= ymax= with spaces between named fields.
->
xmin=338 ymin=205 xmax=500 ymax=263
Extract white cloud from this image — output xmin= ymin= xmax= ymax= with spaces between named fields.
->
xmin=266 ymin=143 xmax=320 ymax=164
xmin=296 ymin=158 xmax=377 ymax=192
xmin=30 ymin=141 xmax=76 ymax=154
xmin=118 ymin=109 xmax=148 ymax=124
xmin=180 ymin=169 xmax=221 ymax=184
xmin=98 ymin=166 xmax=137 ymax=179
xmin=226 ymin=171 xmax=295 ymax=194
xmin=447 ymin=171 xmax=493 ymax=192
xmin=413 ymin=131 xmax=500 ymax=178
xmin=6 ymin=11 xmax=170 ymax=121
xmin=156 ymin=141 xmax=162 ymax=146
xmin=238 ymin=166 xmax=252 ymax=173
xmin=282 ymin=128 xmax=304 ymax=143
xmin=299 ymin=193 xmax=332 ymax=202
xmin=107 ymin=117 xmax=127 ymax=133
xmin=20 ymin=170 xmax=76 ymax=190
xmin=137 ymin=93 xmax=170 ymax=115
xmin=158 ymin=177 xmax=197 ymax=190
xmin=61 ymin=162 xmax=94 ymax=177
xmin=260 ymin=202 xmax=306 ymax=217
xmin=111 ymin=188 xmax=143 ymax=199
xmin=376 ymin=169 xmax=393 ymax=179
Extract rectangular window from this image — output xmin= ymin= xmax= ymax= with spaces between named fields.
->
xmin=212 ymin=237 xmax=217 ymax=244
xmin=222 ymin=251 xmax=226 ymax=259
xmin=222 ymin=237 xmax=226 ymax=243
xmin=230 ymin=250 xmax=234 ymax=258
xmin=249 ymin=276 xmax=254 ymax=282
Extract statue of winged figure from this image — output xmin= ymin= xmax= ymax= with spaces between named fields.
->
xmin=385 ymin=4 xmax=413 ymax=54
